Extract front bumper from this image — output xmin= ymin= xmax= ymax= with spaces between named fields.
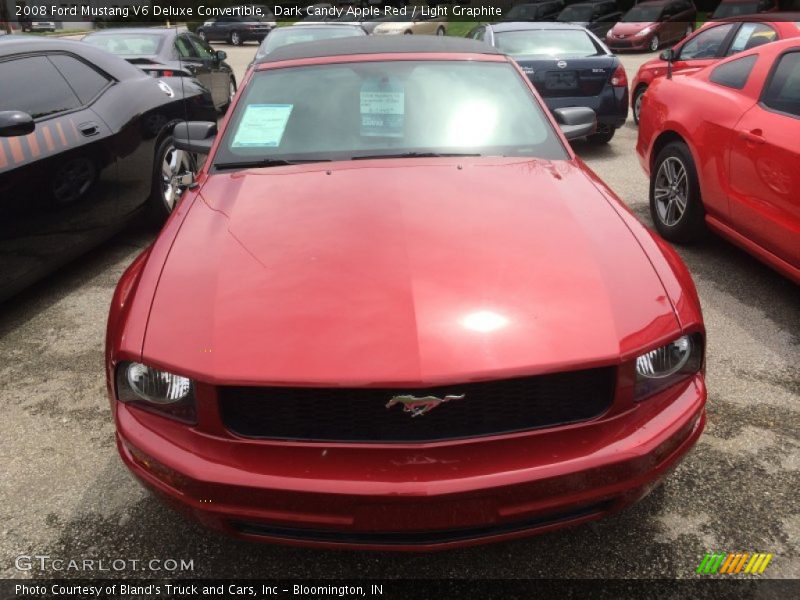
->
xmin=607 ymin=37 xmax=653 ymax=52
xmin=116 ymin=374 xmax=705 ymax=550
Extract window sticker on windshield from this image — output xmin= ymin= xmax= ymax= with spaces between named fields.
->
xmin=360 ymin=76 xmax=404 ymax=137
xmin=232 ymin=104 xmax=293 ymax=148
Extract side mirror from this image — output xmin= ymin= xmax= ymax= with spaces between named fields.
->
xmin=216 ymin=50 xmax=227 ymax=61
xmin=660 ymin=49 xmax=675 ymax=62
xmin=552 ymin=107 xmax=596 ymax=141
xmin=173 ymin=121 xmax=217 ymax=154
xmin=0 ymin=111 xmax=35 ymax=137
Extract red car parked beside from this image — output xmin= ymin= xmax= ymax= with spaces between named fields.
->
xmin=631 ymin=15 xmax=800 ymax=123
xmin=637 ymin=38 xmax=800 ymax=283
xmin=107 ymin=37 xmax=706 ymax=550
xmin=606 ymin=0 xmax=697 ymax=53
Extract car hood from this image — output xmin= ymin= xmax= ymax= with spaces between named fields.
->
xmin=611 ymin=22 xmax=657 ymax=36
xmin=143 ymin=158 xmax=679 ymax=386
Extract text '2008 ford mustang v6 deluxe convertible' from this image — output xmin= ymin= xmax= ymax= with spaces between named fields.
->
xmin=106 ymin=37 xmax=707 ymax=551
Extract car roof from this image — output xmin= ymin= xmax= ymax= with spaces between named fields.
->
xmin=0 ymin=35 xmax=149 ymax=78
xmin=631 ymin=0 xmax=670 ymax=5
xmin=489 ymin=22 xmax=589 ymax=32
xmin=718 ymin=12 xmax=800 ymax=21
xmin=83 ymin=27 xmax=178 ymax=37
xmin=257 ymin=35 xmax=499 ymax=64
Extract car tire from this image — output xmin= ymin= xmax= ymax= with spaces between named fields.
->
xmin=588 ymin=125 xmax=616 ymax=144
xmin=633 ymin=85 xmax=647 ymax=125
xmin=404 ymin=30 xmax=413 ymax=35
xmin=220 ymin=76 xmax=237 ymax=114
xmin=649 ymin=35 xmax=660 ymax=52
xmin=229 ymin=30 xmax=243 ymax=46
xmin=650 ymin=142 xmax=705 ymax=243
xmin=198 ymin=30 xmax=207 ymax=42
xmin=436 ymin=27 xmax=445 ymax=36
xmin=149 ymin=135 xmax=197 ymax=225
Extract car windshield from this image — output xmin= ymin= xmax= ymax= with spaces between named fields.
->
xmin=257 ymin=27 xmax=364 ymax=58
xmin=215 ymin=60 xmax=566 ymax=167
xmin=621 ymin=6 xmax=663 ymax=21
xmin=505 ymin=5 xmax=540 ymax=20
xmin=712 ymin=2 xmax=759 ymax=18
xmin=83 ymin=33 xmax=164 ymax=56
xmin=557 ymin=6 xmax=595 ymax=21
xmin=494 ymin=30 xmax=602 ymax=57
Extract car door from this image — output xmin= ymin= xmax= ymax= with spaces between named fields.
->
xmin=0 ymin=53 xmax=119 ymax=299
xmin=725 ymin=22 xmax=778 ymax=56
xmin=175 ymin=33 xmax=216 ymax=105
xmin=728 ymin=49 xmax=800 ymax=270
xmin=188 ymin=32 xmax=230 ymax=107
xmin=672 ymin=23 xmax=737 ymax=74
xmin=209 ymin=17 xmax=230 ymax=42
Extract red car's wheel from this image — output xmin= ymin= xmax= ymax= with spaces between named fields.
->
xmin=650 ymin=142 xmax=705 ymax=243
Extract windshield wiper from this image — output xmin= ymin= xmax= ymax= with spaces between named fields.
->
xmin=214 ymin=158 xmax=331 ymax=170
xmin=350 ymin=152 xmax=482 ymax=160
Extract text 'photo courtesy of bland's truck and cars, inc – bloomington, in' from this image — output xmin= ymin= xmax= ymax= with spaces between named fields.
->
xmin=0 ymin=0 xmax=798 ymax=597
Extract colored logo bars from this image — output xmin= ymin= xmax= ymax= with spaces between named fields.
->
xmin=696 ymin=552 xmax=774 ymax=575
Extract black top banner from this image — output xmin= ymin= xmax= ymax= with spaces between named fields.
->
xmin=3 ymin=1 xmax=797 ymax=25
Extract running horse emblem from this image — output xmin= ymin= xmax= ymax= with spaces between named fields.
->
xmin=385 ymin=394 xmax=466 ymax=417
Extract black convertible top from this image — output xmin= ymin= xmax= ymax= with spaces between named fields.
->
xmin=257 ymin=35 xmax=500 ymax=65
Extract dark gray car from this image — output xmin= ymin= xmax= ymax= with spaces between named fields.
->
xmin=196 ymin=11 xmax=276 ymax=46
xmin=83 ymin=28 xmax=237 ymax=112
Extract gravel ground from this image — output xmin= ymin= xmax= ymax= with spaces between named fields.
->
xmin=1 ymin=42 xmax=798 ymax=580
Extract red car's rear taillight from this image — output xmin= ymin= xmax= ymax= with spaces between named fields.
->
xmin=611 ymin=65 xmax=628 ymax=88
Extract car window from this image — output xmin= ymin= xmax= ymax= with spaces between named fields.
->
xmin=709 ymin=54 xmax=758 ymax=89
xmin=175 ymin=35 xmax=199 ymax=59
xmin=495 ymin=29 xmax=603 ymax=57
xmin=761 ymin=51 xmax=800 ymax=117
xmin=257 ymin=27 xmax=364 ymax=59
xmin=215 ymin=61 xmax=568 ymax=165
xmin=0 ymin=56 xmax=81 ymax=118
xmin=621 ymin=6 xmax=663 ymax=22
xmin=679 ymin=24 xmax=735 ymax=60
xmin=188 ymin=34 xmax=216 ymax=60
xmin=48 ymin=54 xmax=110 ymax=104
xmin=712 ymin=2 xmax=759 ymax=18
xmin=558 ymin=5 xmax=595 ymax=22
xmin=83 ymin=33 xmax=164 ymax=56
xmin=727 ymin=23 xmax=777 ymax=56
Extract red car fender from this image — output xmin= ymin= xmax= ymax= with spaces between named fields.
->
xmin=105 ymin=185 xmax=203 ymax=411
xmin=580 ymin=160 xmax=704 ymax=333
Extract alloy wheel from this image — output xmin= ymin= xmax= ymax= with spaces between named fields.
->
xmin=231 ymin=31 xmax=241 ymax=45
xmin=654 ymin=157 xmax=688 ymax=226
xmin=160 ymin=144 xmax=194 ymax=212
xmin=436 ymin=27 xmax=445 ymax=36
xmin=649 ymin=36 xmax=659 ymax=52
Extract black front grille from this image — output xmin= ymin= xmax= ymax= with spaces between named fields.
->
xmin=230 ymin=501 xmax=613 ymax=545
xmin=218 ymin=367 xmax=615 ymax=443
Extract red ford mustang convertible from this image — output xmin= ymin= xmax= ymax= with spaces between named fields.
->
xmin=106 ymin=37 xmax=706 ymax=550
xmin=637 ymin=38 xmax=800 ymax=284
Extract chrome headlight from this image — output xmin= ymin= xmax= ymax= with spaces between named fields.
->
xmin=116 ymin=361 xmax=196 ymax=423
xmin=634 ymin=334 xmax=703 ymax=400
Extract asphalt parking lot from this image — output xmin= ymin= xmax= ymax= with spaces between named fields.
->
xmin=1 ymin=41 xmax=798 ymax=580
